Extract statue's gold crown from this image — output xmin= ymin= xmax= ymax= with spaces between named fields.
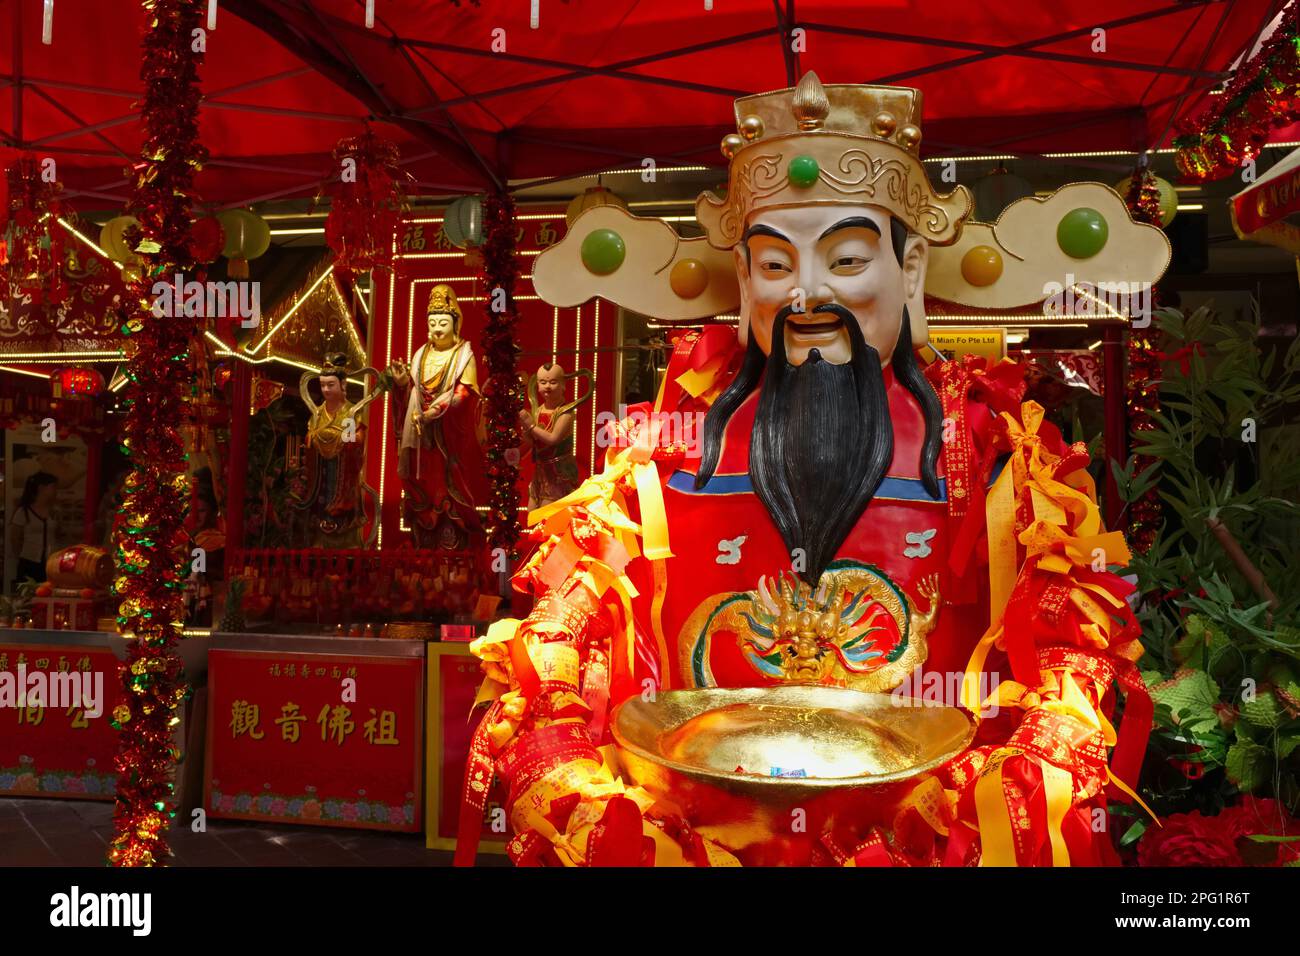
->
xmin=427 ymin=283 xmax=462 ymax=323
xmin=697 ymin=71 xmax=971 ymax=249
xmin=319 ymin=351 xmax=351 ymax=378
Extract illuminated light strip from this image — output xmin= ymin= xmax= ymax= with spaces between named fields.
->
xmin=406 ymin=214 xmax=559 ymax=224
xmin=551 ymin=305 xmax=559 ymax=363
xmin=0 ymin=351 xmax=123 ymax=361
xmin=206 ymin=333 xmax=367 ymax=379
xmin=182 ymin=628 xmax=212 ymax=637
xmin=1176 ymin=204 xmax=1204 ymax=211
xmin=56 ymin=217 xmax=122 ymax=269
xmin=1068 ymin=285 xmax=1126 ymax=320
xmin=246 ymin=265 xmax=335 ymax=354
xmin=396 ymin=251 xmax=542 ymax=260
xmin=379 ymin=269 xmax=396 ymax=549
xmin=408 ymin=282 xmax=417 ymax=362
xmin=591 ymin=298 xmax=600 ymax=473
xmin=921 ymin=141 xmax=1300 ymax=164
xmin=269 ymin=228 xmax=326 ymax=235
xmin=458 ymin=295 xmax=543 ymax=303
xmin=328 ymin=279 xmax=367 ymax=364
xmin=0 ymin=365 xmax=50 ymax=380
xmin=432 ymin=275 xmax=533 ymax=282
xmin=598 ymin=165 xmax=710 ymax=175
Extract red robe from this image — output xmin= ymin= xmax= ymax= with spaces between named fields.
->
xmin=461 ymin=327 xmax=1151 ymax=868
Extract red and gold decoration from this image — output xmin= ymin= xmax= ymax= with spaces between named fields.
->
xmin=479 ymin=190 xmax=525 ymax=554
xmin=108 ymin=0 xmax=208 ymax=868
xmin=1 ymin=155 xmax=69 ymax=305
xmin=1175 ymin=1 xmax=1299 ymax=183
xmin=323 ymin=130 xmax=409 ymax=280
xmin=1122 ymin=165 xmax=1164 ymax=553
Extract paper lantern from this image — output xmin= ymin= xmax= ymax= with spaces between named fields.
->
xmin=442 ymin=195 xmax=484 ymax=249
xmin=1114 ymin=174 xmax=1178 ymax=227
xmin=98 ymin=216 xmax=141 ymax=265
xmin=971 ymin=164 xmax=1034 ymax=221
xmin=189 ymin=215 xmax=226 ymax=264
xmin=216 ymin=209 xmax=271 ymax=278
xmin=52 ymin=367 xmax=106 ymax=399
xmin=565 ymin=186 xmax=628 ymax=227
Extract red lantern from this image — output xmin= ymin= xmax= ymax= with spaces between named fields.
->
xmin=52 ymin=367 xmax=106 ymax=399
xmin=189 ymin=215 xmax=226 ymax=264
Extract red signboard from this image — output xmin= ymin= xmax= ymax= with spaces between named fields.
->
xmin=204 ymin=649 xmax=423 ymax=832
xmin=0 ymin=642 xmax=122 ymax=800
xmin=426 ymin=643 xmax=507 ymax=853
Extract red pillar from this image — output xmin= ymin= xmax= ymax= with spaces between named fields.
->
xmin=1101 ymin=322 xmax=1127 ymax=531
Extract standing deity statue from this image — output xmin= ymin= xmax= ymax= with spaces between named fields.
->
xmin=387 ymin=284 xmax=488 ymax=549
xmin=294 ymin=353 xmax=383 ymax=548
xmin=520 ymin=362 xmax=592 ymax=510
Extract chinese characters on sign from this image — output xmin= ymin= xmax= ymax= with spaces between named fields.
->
xmin=205 ymin=649 xmax=423 ymax=832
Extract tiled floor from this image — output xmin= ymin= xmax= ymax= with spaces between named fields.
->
xmin=0 ymin=797 xmax=507 ymax=866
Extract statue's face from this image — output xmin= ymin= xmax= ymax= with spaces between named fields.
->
xmin=735 ymin=204 xmax=927 ymax=367
xmin=536 ymin=366 xmax=565 ymax=406
xmin=319 ymin=374 xmax=343 ymax=405
xmin=428 ymin=312 xmax=457 ymax=349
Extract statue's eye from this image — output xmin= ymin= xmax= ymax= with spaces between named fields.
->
xmin=831 ymin=255 xmax=869 ymax=271
xmin=760 ymin=261 xmax=792 ymax=274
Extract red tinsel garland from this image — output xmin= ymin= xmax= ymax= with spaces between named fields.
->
xmin=1 ymin=156 xmax=68 ymax=304
xmin=108 ymin=0 xmax=208 ymax=868
xmin=479 ymin=191 xmax=525 ymax=554
xmin=323 ymin=130 xmax=409 ymax=280
xmin=1123 ymin=167 xmax=1164 ymax=554
xmin=1175 ymin=1 xmax=1299 ymax=183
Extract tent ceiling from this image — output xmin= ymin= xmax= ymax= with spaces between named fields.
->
xmin=0 ymin=0 xmax=1287 ymax=210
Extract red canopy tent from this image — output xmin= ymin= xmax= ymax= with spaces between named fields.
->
xmin=0 ymin=0 xmax=1287 ymax=207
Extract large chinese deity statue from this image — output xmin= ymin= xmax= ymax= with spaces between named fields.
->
xmin=388 ymin=284 xmax=488 ymax=549
xmin=458 ymin=73 xmax=1165 ymax=867
xmin=293 ymin=353 xmax=383 ymax=547
xmin=520 ymin=362 xmax=592 ymax=510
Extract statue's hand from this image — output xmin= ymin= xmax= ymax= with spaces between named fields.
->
xmin=422 ymin=396 xmax=450 ymax=422
xmin=519 ymin=409 xmax=534 ymax=429
xmin=388 ymin=361 xmax=410 ymax=388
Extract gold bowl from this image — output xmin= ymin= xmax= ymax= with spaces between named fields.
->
xmin=611 ymin=684 xmax=974 ymax=865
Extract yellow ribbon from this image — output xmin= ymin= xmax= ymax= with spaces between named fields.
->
xmin=974 ymin=750 xmax=1020 ymax=867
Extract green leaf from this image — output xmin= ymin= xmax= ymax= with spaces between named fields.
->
xmin=1240 ymin=691 xmax=1284 ymax=730
xmin=1120 ymin=818 xmax=1148 ymax=847
xmin=1225 ymin=733 xmax=1272 ymax=792
xmin=1148 ymin=669 xmax=1220 ymax=724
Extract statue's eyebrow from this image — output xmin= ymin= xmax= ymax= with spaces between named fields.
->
xmin=742 ymin=224 xmax=793 ymax=246
xmin=818 ymin=217 xmax=882 ymax=241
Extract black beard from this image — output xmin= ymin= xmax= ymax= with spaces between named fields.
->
xmin=697 ymin=305 xmax=942 ymax=586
